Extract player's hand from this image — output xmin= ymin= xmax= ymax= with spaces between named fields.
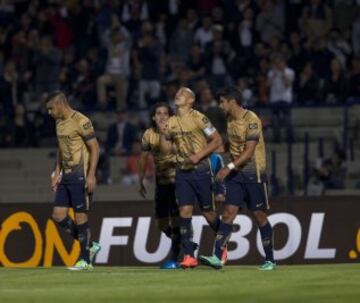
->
xmin=51 ymin=173 xmax=61 ymax=192
xmin=158 ymin=120 xmax=168 ymax=135
xmin=216 ymin=167 xmax=231 ymax=182
xmin=139 ymin=181 xmax=147 ymax=198
xmin=86 ymin=175 xmax=97 ymax=193
xmin=184 ymin=154 xmax=201 ymax=165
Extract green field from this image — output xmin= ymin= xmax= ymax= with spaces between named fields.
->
xmin=0 ymin=264 xmax=359 ymax=303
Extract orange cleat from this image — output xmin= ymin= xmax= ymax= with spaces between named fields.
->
xmin=221 ymin=247 xmax=228 ymax=265
xmin=180 ymin=255 xmax=198 ymax=269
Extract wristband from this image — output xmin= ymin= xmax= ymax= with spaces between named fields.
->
xmin=227 ymin=162 xmax=236 ymax=170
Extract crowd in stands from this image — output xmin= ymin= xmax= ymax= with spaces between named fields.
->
xmin=0 ymin=0 xmax=359 ymax=148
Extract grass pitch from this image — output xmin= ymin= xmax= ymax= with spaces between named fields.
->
xmin=0 ymin=264 xmax=359 ymax=303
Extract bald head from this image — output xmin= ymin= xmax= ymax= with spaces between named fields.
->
xmin=179 ymin=87 xmax=195 ymax=100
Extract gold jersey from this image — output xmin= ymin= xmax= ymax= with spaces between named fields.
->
xmin=168 ymin=109 xmax=216 ymax=170
xmin=56 ymin=111 xmax=96 ymax=175
xmin=141 ymin=128 xmax=176 ymax=184
xmin=227 ymin=110 xmax=267 ymax=183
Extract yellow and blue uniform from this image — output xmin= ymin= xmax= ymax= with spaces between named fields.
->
xmin=141 ymin=128 xmax=178 ymax=219
xmin=225 ymin=110 xmax=269 ymax=210
xmin=167 ymin=109 xmax=217 ymax=210
xmin=55 ymin=111 xmax=96 ymax=212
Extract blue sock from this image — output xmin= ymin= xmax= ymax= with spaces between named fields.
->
xmin=76 ymin=222 xmax=91 ymax=263
xmin=209 ymin=216 xmax=221 ymax=233
xmin=214 ymin=222 xmax=233 ymax=259
xmin=58 ymin=216 xmax=78 ymax=239
xmin=259 ymin=222 xmax=274 ymax=262
xmin=180 ymin=218 xmax=195 ymax=257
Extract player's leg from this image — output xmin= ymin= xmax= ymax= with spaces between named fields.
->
xmin=199 ymin=177 xmax=244 ymax=269
xmin=68 ymin=181 xmax=97 ymax=270
xmin=175 ymin=170 xmax=198 ymax=268
xmin=155 ymin=183 xmax=181 ymax=268
xmin=52 ymin=206 xmax=78 ymax=239
xmin=74 ymin=211 xmax=91 ymax=266
xmin=194 ymin=166 xmax=221 ymax=233
xmin=52 ymin=183 xmax=78 ymax=239
xmin=247 ymin=183 xmax=275 ymax=270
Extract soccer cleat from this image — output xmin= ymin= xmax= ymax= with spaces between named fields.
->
xmin=258 ymin=260 xmax=276 ymax=271
xmin=160 ymin=260 xmax=179 ymax=269
xmin=68 ymin=259 xmax=93 ymax=271
xmin=180 ymin=255 xmax=198 ymax=269
xmin=199 ymin=255 xmax=223 ymax=270
xmin=89 ymin=241 xmax=101 ymax=265
xmin=221 ymin=247 xmax=228 ymax=265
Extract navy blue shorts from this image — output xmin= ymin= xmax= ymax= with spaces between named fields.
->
xmin=175 ymin=166 xmax=214 ymax=212
xmin=155 ymin=182 xmax=179 ymax=219
xmin=54 ymin=172 xmax=92 ymax=212
xmin=225 ymin=172 xmax=269 ymax=211
xmin=210 ymin=153 xmax=226 ymax=196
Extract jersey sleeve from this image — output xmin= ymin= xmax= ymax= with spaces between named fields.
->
xmin=195 ymin=111 xmax=217 ymax=137
xmin=78 ymin=116 xmax=96 ymax=141
xmin=141 ymin=131 xmax=151 ymax=152
xmin=245 ymin=114 xmax=261 ymax=141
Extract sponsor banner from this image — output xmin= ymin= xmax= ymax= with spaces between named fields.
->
xmin=0 ymin=197 xmax=359 ymax=267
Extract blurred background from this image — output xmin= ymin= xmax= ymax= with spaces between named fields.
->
xmin=0 ymin=0 xmax=360 ymax=203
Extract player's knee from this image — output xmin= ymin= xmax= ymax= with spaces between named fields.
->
xmin=222 ymin=209 xmax=236 ymax=224
xmin=202 ymin=211 xmax=216 ymax=223
xmin=253 ymin=210 xmax=268 ymax=226
xmin=52 ymin=211 xmax=66 ymax=223
xmin=74 ymin=212 xmax=88 ymax=225
xmin=179 ymin=206 xmax=192 ymax=218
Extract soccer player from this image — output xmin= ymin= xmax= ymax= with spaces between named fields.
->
xmin=138 ymin=103 xmax=181 ymax=269
xmin=47 ymin=91 xmax=101 ymax=270
xmin=199 ymin=86 xmax=276 ymax=270
xmin=160 ymin=87 xmax=223 ymax=269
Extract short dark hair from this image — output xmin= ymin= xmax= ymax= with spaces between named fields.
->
xmin=45 ymin=91 xmax=67 ymax=103
xmin=150 ymin=102 xmax=174 ymax=129
xmin=216 ymin=86 xmax=243 ymax=105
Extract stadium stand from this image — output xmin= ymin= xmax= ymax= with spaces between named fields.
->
xmin=0 ymin=1 xmax=360 ymax=201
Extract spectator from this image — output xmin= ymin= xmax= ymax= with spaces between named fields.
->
xmin=32 ymin=35 xmax=62 ymax=95
xmin=348 ymin=57 xmax=360 ymax=102
xmin=231 ymin=8 xmax=256 ymax=60
xmin=194 ymin=15 xmax=213 ymax=49
xmin=97 ymin=26 xmax=131 ymax=110
xmin=311 ymin=149 xmax=347 ymax=191
xmin=134 ymin=21 xmax=165 ymax=108
xmin=295 ymin=61 xmax=322 ymax=104
xmin=11 ymin=104 xmax=32 ymax=147
xmin=327 ymin=28 xmax=352 ymax=69
xmin=0 ymin=60 xmax=18 ymax=116
xmin=197 ymin=87 xmax=226 ymax=135
xmin=121 ymin=141 xmax=154 ymax=185
xmin=187 ymin=44 xmax=206 ymax=80
xmin=256 ymin=0 xmax=285 ymax=45
xmin=236 ymin=77 xmax=254 ymax=107
xmin=352 ymin=13 xmax=360 ymax=56
xmin=169 ymin=18 xmax=193 ymax=61
xmin=106 ymin=110 xmax=138 ymax=156
xmin=300 ymin=0 xmax=332 ymax=43
xmin=324 ymin=58 xmax=348 ymax=103
xmin=72 ymin=59 xmax=96 ymax=107
xmin=267 ymin=55 xmax=295 ymax=142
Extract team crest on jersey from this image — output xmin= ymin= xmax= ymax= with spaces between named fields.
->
xmin=202 ymin=117 xmax=209 ymax=124
xmin=249 ymin=123 xmax=258 ymax=129
xmin=83 ymin=121 xmax=92 ymax=130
